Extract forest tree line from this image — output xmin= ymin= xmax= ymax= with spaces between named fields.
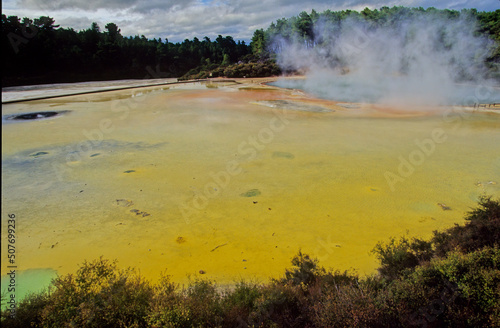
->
xmin=253 ymin=7 xmax=499 ymax=56
xmin=252 ymin=7 xmax=500 ymax=78
xmin=2 ymin=15 xmax=253 ymax=86
xmin=2 ymin=6 xmax=499 ymax=86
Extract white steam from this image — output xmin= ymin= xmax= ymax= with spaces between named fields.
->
xmin=274 ymin=12 xmax=497 ymax=106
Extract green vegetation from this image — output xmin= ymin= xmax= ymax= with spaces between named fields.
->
xmin=260 ymin=7 xmax=500 ymax=79
xmin=3 ymin=7 xmax=499 ymax=86
xmin=1 ymin=16 xmax=252 ymax=86
xmin=264 ymin=7 xmax=499 ymax=50
xmin=178 ymin=54 xmax=281 ymax=80
xmin=2 ymin=196 xmax=499 ymax=327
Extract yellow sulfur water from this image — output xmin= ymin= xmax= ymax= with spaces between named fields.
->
xmin=2 ymin=79 xmax=499 ymax=299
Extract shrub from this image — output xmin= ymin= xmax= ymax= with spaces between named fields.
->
xmin=1 ymin=292 xmax=49 ymax=328
xmin=372 ymin=235 xmax=433 ymax=279
xmin=179 ymin=58 xmax=282 ymax=80
xmin=220 ymin=281 xmax=261 ymax=325
xmin=145 ymin=273 xmax=178 ymax=326
xmin=184 ymin=279 xmax=223 ymax=325
xmin=40 ymin=257 xmax=154 ymax=327
xmin=319 ymin=269 xmax=359 ymax=289
xmin=248 ymin=283 xmax=309 ymax=328
xmin=383 ymin=247 xmax=500 ymax=327
xmin=279 ymin=251 xmax=325 ymax=287
xmin=433 ymin=196 xmax=500 ymax=257
xmin=148 ymin=279 xmax=223 ymax=327
xmin=466 ymin=195 xmax=500 ymax=222
xmin=312 ymin=282 xmax=385 ymax=328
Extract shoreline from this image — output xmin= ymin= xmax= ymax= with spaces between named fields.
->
xmin=1 ymin=78 xmax=235 ymax=104
xmin=3 ymin=76 xmax=499 ymax=117
xmin=1 ymin=77 xmax=286 ymax=104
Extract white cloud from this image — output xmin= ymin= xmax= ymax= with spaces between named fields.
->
xmin=3 ymin=0 xmax=498 ymax=42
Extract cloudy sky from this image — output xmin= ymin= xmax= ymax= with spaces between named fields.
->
xmin=2 ymin=0 xmax=498 ymax=42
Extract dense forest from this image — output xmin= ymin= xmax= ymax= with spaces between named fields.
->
xmin=254 ymin=7 xmax=500 ymax=57
xmin=1 ymin=15 xmax=253 ymax=86
xmin=2 ymin=6 xmax=499 ymax=86
xmin=2 ymin=196 xmax=499 ymax=327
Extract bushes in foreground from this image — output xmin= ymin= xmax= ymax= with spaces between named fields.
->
xmin=2 ymin=196 xmax=499 ymax=327
xmin=432 ymin=195 xmax=500 ymax=257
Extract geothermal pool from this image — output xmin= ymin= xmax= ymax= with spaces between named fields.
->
xmin=2 ymin=78 xmax=499 ymax=303
xmin=272 ymin=77 xmax=500 ymax=106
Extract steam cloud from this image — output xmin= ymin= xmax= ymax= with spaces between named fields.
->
xmin=273 ymin=12 xmax=498 ymax=106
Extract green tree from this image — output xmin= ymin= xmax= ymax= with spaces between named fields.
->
xmin=104 ymin=22 xmax=121 ymax=44
xmin=33 ymin=16 xmax=59 ymax=30
xmin=251 ymin=28 xmax=266 ymax=56
xmin=221 ymin=53 xmax=231 ymax=66
xmin=294 ymin=11 xmax=314 ymax=44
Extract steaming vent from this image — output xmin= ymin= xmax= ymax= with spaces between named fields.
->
xmin=272 ymin=11 xmax=500 ymax=107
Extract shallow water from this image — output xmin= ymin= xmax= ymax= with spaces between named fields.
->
xmin=271 ymin=78 xmax=500 ymax=106
xmin=2 ymin=79 xmax=499 ymax=304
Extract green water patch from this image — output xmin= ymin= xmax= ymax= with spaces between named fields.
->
xmin=1 ymin=268 xmax=58 ymax=310
xmin=240 ymin=189 xmax=261 ymax=197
